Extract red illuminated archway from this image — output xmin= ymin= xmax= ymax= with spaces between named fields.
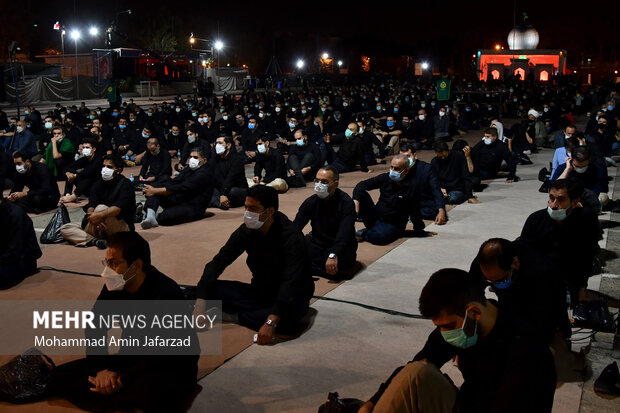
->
xmin=539 ymin=70 xmax=549 ymax=81
xmin=514 ymin=67 xmax=525 ymax=80
xmin=491 ymin=70 xmax=500 ymax=80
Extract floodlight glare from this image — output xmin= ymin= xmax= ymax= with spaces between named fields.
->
xmin=296 ymin=59 xmax=305 ymax=69
xmin=214 ymin=40 xmax=224 ymax=51
xmin=337 ymin=60 xmax=343 ymax=67
xmin=70 ymin=29 xmax=81 ymax=40
xmin=421 ymin=62 xmax=429 ymax=70
xmin=89 ymin=27 xmax=98 ymax=36
xmin=322 ymin=52 xmax=329 ymax=60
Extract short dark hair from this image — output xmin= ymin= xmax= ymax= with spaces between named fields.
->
xmin=476 ymin=238 xmax=516 ymax=272
xmin=419 ymin=268 xmax=486 ymax=318
xmin=484 ymin=127 xmax=498 ymax=138
xmin=12 ymin=150 xmax=31 ymax=162
xmin=147 ymin=137 xmax=159 ymax=146
xmin=52 ymin=125 xmax=67 ymax=135
xmin=107 ymin=231 xmax=151 ymax=269
xmin=452 ymin=139 xmax=468 ymax=151
xmin=572 ymin=146 xmax=590 ymax=162
xmin=434 ymin=142 xmax=449 ymax=153
xmin=103 ymin=154 xmax=124 ymax=171
xmin=320 ymin=165 xmax=339 ymax=181
xmin=189 ymin=146 xmax=207 ymax=158
xmin=399 ymin=143 xmax=416 ymax=154
xmin=246 ymin=185 xmax=279 ymax=212
xmin=549 ymin=178 xmax=583 ymax=201
xmin=564 ymin=137 xmax=579 ymax=150
xmin=219 ymin=135 xmax=234 ymax=146
xmin=82 ymin=137 xmax=98 ymax=148
xmin=565 ymin=123 xmax=577 ymax=131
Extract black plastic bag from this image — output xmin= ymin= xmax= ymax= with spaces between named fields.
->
xmin=39 ymin=204 xmax=70 ymax=244
xmin=0 ymin=348 xmax=56 ymax=403
xmin=573 ymin=299 xmax=615 ymax=332
xmin=318 ymin=392 xmax=364 ymax=413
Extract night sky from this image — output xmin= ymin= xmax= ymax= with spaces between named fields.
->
xmin=3 ymin=0 xmax=619 ymax=73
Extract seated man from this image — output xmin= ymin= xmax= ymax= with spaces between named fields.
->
xmin=61 ymin=138 xmax=103 ymax=203
xmin=8 ymin=120 xmax=38 ymax=159
xmin=326 ymin=122 xmax=368 ymax=174
xmin=286 ymin=129 xmax=323 ymax=188
xmin=250 ymin=136 xmax=288 ymax=193
xmin=358 ymin=119 xmax=386 ymax=166
xmin=551 ymin=146 xmax=607 ymax=197
xmin=359 ymin=268 xmax=556 ymax=413
xmin=553 ymin=123 xmax=577 ymax=149
xmin=376 ymin=115 xmax=402 ymax=154
xmin=138 ymin=137 xmax=172 ymax=185
xmin=210 ymin=135 xmax=248 ymax=209
xmin=550 ymin=136 xmax=578 ymax=177
xmin=194 ymin=185 xmax=314 ymax=344
xmin=520 ymin=179 xmax=600 ymax=302
xmin=470 ymin=127 xmax=517 ymax=183
xmin=9 ymin=151 xmax=60 ymax=213
xmin=0 ymin=144 xmax=15 ymax=190
xmin=0 ymin=197 xmax=42 ymax=288
xmin=141 ymin=148 xmax=213 ymax=228
xmin=294 ymin=166 xmax=358 ymax=280
xmin=353 ymin=155 xmax=426 ymax=245
xmin=61 ymin=154 xmax=136 ymax=248
xmin=51 ymin=232 xmax=198 ymax=412
xmin=400 ymin=143 xmax=447 ymax=224
xmin=41 ymin=126 xmax=75 ymax=180
xmin=431 ymin=142 xmax=477 ymax=205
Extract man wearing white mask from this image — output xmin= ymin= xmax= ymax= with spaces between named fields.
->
xmin=141 ymin=148 xmax=213 ymax=229
xmin=51 ymin=231 xmax=198 ymax=412
xmin=60 ymin=138 xmax=103 ymax=204
xmin=195 ymin=185 xmax=314 ymax=344
xmin=294 ymin=166 xmax=358 ymax=280
xmin=470 ymin=128 xmax=517 ymax=184
xmin=210 ymin=136 xmax=248 ymax=209
xmin=61 ymin=155 xmax=135 ymax=248
xmin=9 ymin=151 xmax=60 ymax=213
xmin=249 ymin=136 xmax=288 ymax=193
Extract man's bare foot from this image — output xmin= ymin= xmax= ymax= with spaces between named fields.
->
xmin=467 ymin=197 xmax=481 ymax=204
xmin=60 ymin=194 xmax=78 ymax=204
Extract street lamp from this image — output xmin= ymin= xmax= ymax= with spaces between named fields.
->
xmin=89 ymin=26 xmax=98 ymax=36
xmin=421 ymin=62 xmax=429 ymax=70
xmin=322 ymin=52 xmax=329 ymax=60
xmin=70 ymin=30 xmax=81 ymax=99
xmin=337 ymin=60 xmax=343 ymax=67
xmin=214 ymin=40 xmax=224 ymax=51
xmin=296 ymin=59 xmax=305 ymax=70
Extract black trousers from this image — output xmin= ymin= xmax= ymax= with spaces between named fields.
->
xmin=64 ymin=176 xmax=95 ymax=197
xmin=307 ymin=236 xmax=357 ymax=279
xmin=205 ymin=280 xmax=310 ymax=332
xmin=0 ymin=259 xmax=37 ymax=289
xmin=51 ymin=357 xmax=195 ymax=413
xmin=14 ymin=193 xmax=59 ymax=214
xmin=209 ymin=187 xmax=247 ymax=208
xmin=287 ymin=152 xmax=317 ymax=187
xmin=144 ymin=196 xmax=206 ymax=226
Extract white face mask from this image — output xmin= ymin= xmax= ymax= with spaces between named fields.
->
xmin=418 ymin=115 xmax=425 ymax=121
xmin=439 ymin=111 xmax=445 ymax=117
xmin=101 ymin=166 xmax=115 ymax=181
xmin=215 ymin=143 xmax=226 ymax=155
xmin=45 ymin=122 xmax=53 ymax=129
xmin=483 ymin=137 xmax=493 ymax=145
xmin=101 ymin=264 xmax=135 ymax=291
xmin=82 ymin=148 xmax=92 ymax=157
xmin=244 ymin=210 xmax=265 ymax=230
xmin=257 ymin=144 xmax=266 ymax=154
xmin=16 ymin=164 xmax=27 ymax=174
xmin=573 ymin=165 xmax=588 ymax=174
xmin=222 ymin=115 xmax=229 ymax=121
xmin=175 ymin=108 xmax=181 ymax=113
xmin=314 ymin=182 xmax=329 ymax=199
xmin=188 ymin=157 xmax=201 ymax=170
xmin=187 ymin=135 xmax=196 ymax=144
xmin=16 ymin=126 xmax=24 ymax=133
xmin=275 ymin=107 xmax=281 ymax=113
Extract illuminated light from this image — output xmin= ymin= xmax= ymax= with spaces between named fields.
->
xmin=491 ymin=70 xmax=500 ymax=80
xmin=189 ymin=37 xmax=195 ymax=44
xmin=421 ymin=62 xmax=429 ymax=70
xmin=322 ymin=52 xmax=329 ymax=60
xmin=518 ymin=55 xmax=527 ymax=60
xmin=337 ymin=60 xmax=343 ymax=67
xmin=296 ymin=59 xmax=305 ymax=69
xmin=495 ymin=44 xmax=501 ymax=50
xmin=573 ymin=70 xmax=577 ymax=73
xmin=539 ymin=70 xmax=549 ymax=81
xmin=226 ymin=63 xmax=230 ymax=67
xmin=214 ymin=40 xmax=224 ymax=51
xmin=615 ymin=70 xmax=618 ymax=74
xmin=70 ymin=29 xmax=80 ymax=40
xmin=89 ymin=27 xmax=98 ymax=36
xmin=472 ymin=54 xmax=476 ymax=58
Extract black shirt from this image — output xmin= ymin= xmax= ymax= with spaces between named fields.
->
xmin=409 ymin=160 xmax=445 ymax=212
xmin=164 ymin=164 xmax=214 ymax=209
xmin=11 ymin=161 xmax=60 ymax=199
xmin=293 ymin=188 xmax=358 ymax=256
xmin=254 ymin=148 xmax=286 ymax=183
xmin=68 ymin=153 xmax=104 ymax=182
xmin=287 ymin=143 xmax=323 ymax=173
xmin=370 ymin=304 xmax=556 ymax=413
xmin=431 ymin=151 xmax=473 ymax=196
xmin=471 ymin=139 xmax=517 ymax=180
xmin=197 ymin=211 xmax=315 ymax=316
xmin=139 ymin=150 xmax=172 ymax=181
xmin=331 ymin=135 xmax=368 ymax=172
xmin=0 ymin=199 xmax=42 ymax=265
xmin=86 ymin=175 xmax=137 ymax=231
xmin=212 ymin=151 xmax=249 ymax=196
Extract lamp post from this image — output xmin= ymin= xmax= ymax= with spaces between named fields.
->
xmin=71 ymin=29 xmax=80 ymax=99
xmin=214 ymin=40 xmax=223 ymax=77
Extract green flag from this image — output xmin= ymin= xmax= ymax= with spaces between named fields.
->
xmin=437 ymin=78 xmax=451 ymax=101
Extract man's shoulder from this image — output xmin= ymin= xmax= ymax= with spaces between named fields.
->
xmin=146 ymin=266 xmax=185 ymax=299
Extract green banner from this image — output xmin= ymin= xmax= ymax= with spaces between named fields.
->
xmin=437 ymin=78 xmax=451 ymax=101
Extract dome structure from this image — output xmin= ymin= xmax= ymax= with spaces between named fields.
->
xmin=507 ymin=22 xmax=539 ymax=50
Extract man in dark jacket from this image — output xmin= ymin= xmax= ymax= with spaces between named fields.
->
xmin=431 ymin=142 xmax=475 ymax=205
xmin=138 ymin=137 xmax=172 ymax=185
xmin=210 ymin=136 xmax=248 ymax=209
xmin=61 ymin=137 xmax=104 ymax=203
xmin=470 ymin=128 xmax=517 ymax=183
xmin=9 ymin=151 xmax=60 ymax=213
xmin=327 ymin=122 xmax=368 ymax=174
xmin=251 ymin=137 xmax=288 ymax=193
xmin=286 ymin=129 xmax=323 ymax=188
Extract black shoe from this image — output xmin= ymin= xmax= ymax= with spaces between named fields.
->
xmin=95 ymin=239 xmax=107 ymax=250
xmin=594 ymin=361 xmax=620 ymax=396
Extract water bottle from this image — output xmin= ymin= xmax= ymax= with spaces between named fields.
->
xmin=566 ymin=289 xmax=572 ymax=320
xmin=125 ymin=154 xmax=129 ymax=161
xmin=129 ymin=173 xmax=134 ymax=183
xmin=177 ymin=149 xmax=181 ymax=159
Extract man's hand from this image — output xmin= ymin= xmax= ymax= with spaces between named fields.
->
xmin=353 ymin=199 xmax=360 ymax=215
xmin=462 ymin=146 xmax=471 ymax=157
xmin=142 ymin=185 xmax=158 ymax=198
xmin=220 ymin=195 xmax=230 ymax=208
xmin=288 ymin=168 xmax=296 ymax=176
xmin=66 ymin=172 xmax=76 ymax=182
xmin=8 ymin=192 xmax=26 ymax=202
xmin=301 ymin=166 xmax=311 ymax=175
xmin=325 ymin=257 xmax=338 ymax=276
xmin=87 ymin=211 xmax=103 ymax=226
xmin=51 ymin=136 xmax=60 ymax=144
xmin=358 ymin=401 xmax=374 ymax=413
xmin=253 ymin=176 xmax=260 ymax=184
xmin=565 ymin=157 xmax=573 ymax=171
xmin=435 ymin=209 xmax=447 ymax=225
xmin=256 ymin=315 xmax=280 ymax=345
xmin=324 ymin=135 xmax=331 ymax=144
xmin=441 ymin=188 xmax=448 ymax=198
xmin=134 ymin=153 xmax=144 ymax=165
xmin=88 ymin=369 xmax=122 ymax=395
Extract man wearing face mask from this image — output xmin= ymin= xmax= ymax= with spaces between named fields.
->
xmin=210 ymin=136 xmax=248 ymax=209
xmin=520 ymin=179 xmax=600 ymax=302
xmin=294 ymin=166 xmax=357 ymax=280
xmin=250 ymin=137 xmax=288 ymax=193
xmin=276 ymin=116 xmax=300 ymax=154
xmin=239 ymin=117 xmax=264 ymax=164
xmin=353 ymin=155 xmax=426 ymax=245
xmin=164 ymin=124 xmax=183 ymax=158
xmin=326 ymin=122 xmax=368 ymax=174
xmin=552 ymin=146 xmax=607 ymax=197
xmin=411 ymin=109 xmax=434 ymax=150
xmin=61 ymin=138 xmax=103 ymax=204
xmin=358 ymin=268 xmax=556 ymax=413
xmin=470 ymin=128 xmax=517 ymax=184
xmin=137 ymin=137 xmax=171 ymax=185
xmin=61 ymin=155 xmax=136 ymax=248
xmin=51 ymin=231 xmax=199 ymax=412
xmin=431 ymin=142 xmax=475 ymax=205
xmin=286 ymin=129 xmax=323 ymax=188
xmin=9 ymin=151 xmax=60 ymax=213
xmin=141 ymin=148 xmax=213 ymax=228
xmin=113 ymin=117 xmax=137 ymax=162
xmin=41 ymin=126 xmax=75 ymax=180
xmin=8 ymin=120 xmax=38 ymax=159
xmin=376 ymin=115 xmax=402 ymax=155
xmin=176 ymin=125 xmax=209 ymax=171
xmin=433 ymin=107 xmax=451 ymax=143
xmin=195 ymin=185 xmax=314 ymax=344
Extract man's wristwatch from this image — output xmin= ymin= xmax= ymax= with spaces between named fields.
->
xmin=265 ymin=319 xmax=277 ymax=328
xmin=328 ymin=253 xmax=337 ymax=259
